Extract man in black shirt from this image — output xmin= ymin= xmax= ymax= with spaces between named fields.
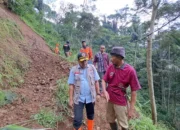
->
xmin=63 ymin=41 xmax=70 ymax=57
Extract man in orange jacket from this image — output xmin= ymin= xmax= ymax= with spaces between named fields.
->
xmin=80 ymin=41 xmax=93 ymax=64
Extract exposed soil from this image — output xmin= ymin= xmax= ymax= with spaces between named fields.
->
xmin=0 ymin=4 xmax=111 ymax=130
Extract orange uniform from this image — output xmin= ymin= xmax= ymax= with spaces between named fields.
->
xmin=80 ymin=47 xmax=93 ymax=60
xmin=54 ymin=44 xmax=59 ymax=54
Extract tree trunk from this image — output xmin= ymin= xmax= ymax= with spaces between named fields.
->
xmin=134 ymin=41 xmax=137 ymax=68
xmin=161 ymin=76 xmax=166 ymax=108
xmin=167 ymin=45 xmax=171 ymax=114
xmin=160 ymin=57 xmax=166 ymax=108
xmin=146 ymin=0 xmax=159 ymax=125
xmin=173 ymin=88 xmax=177 ymax=123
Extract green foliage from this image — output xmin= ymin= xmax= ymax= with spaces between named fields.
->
xmin=0 ymin=125 xmax=30 ymax=130
xmin=0 ymin=19 xmax=23 ymax=40
xmin=0 ymin=19 xmax=28 ymax=88
xmin=0 ymin=90 xmax=16 ymax=107
xmin=6 ymin=0 xmax=180 ymax=129
xmin=33 ymin=109 xmax=63 ymax=128
xmin=129 ymin=114 xmax=173 ymax=130
xmin=1 ymin=59 xmax=25 ymax=87
xmin=56 ymin=78 xmax=70 ymax=116
xmin=21 ymin=13 xmax=61 ymax=49
xmin=7 ymin=0 xmax=35 ymax=16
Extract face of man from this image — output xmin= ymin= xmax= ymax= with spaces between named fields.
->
xmin=78 ymin=60 xmax=87 ymax=68
xmin=111 ymin=55 xmax=122 ymax=66
xmin=82 ymin=42 xmax=86 ymax=48
xmin=100 ymin=46 xmax=105 ymax=53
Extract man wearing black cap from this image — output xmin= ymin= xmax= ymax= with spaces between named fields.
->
xmin=63 ymin=41 xmax=70 ymax=57
xmin=80 ymin=41 xmax=93 ymax=64
xmin=102 ymin=47 xmax=141 ymax=130
xmin=68 ymin=52 xmax=101 ymax=130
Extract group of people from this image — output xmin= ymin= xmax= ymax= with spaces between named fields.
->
xmin=68 ymin=41 xmax=141 ymax=130
xmin=54 ymin=41 xmax=71 ymax=57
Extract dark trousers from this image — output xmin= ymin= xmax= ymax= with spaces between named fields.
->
xmin=73 ymin=102 xmax=94 ymax=129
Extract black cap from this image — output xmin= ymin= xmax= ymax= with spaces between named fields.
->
xmin=66 ymin=41 xmax=69 ymax=43
xmin=82 ymin=40 xmax=86 ymax=43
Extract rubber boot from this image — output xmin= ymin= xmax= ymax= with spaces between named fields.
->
xmin=109 ymin=122 xmax=118 ymax=130
xmin=87 ymin=119 xmax=94 ymax=130
xmin=74 ymin=127 xmax=82 ymax=130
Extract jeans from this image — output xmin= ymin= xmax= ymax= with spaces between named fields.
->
xmin=73 ymin=102 xmax=94 ymax=129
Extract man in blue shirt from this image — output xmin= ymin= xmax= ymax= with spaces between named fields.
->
xmin=68 ymin=52 xmax=100 ymax=130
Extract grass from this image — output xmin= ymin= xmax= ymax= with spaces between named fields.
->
xmin=56 ymin=78 xmax=71 ymax=116
xmin=0 ymin=19 xmax=23 ymax=40
xmin=32 ymin=78 xmax=70 ymax=128
xmin=0 ymin=19 xmax=29 ymax=88
xmin=0 ymin=125 xmax=30 ymax=130
xmin=0 ymin=90 xmax=17 ymax=107
xmin=33 ymin=109 xmax=63 ymax=128
xmin=21 ymin=13 xmax=62 ymax=49
xmin=129 ymin=111 xmax=174 ymax=130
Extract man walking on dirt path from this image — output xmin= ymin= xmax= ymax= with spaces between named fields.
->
xmin=63 ymin=41 xmax=70 ymax=57
xmin=80 ymin=41 xmax=93 ymax=64
xmin=93 ymin=45 xmax=110 ymax=93
xmin=68 ymin=52 xmax=101 ymax=130
xmin=102 ymin=47 xmax=141 ymax=130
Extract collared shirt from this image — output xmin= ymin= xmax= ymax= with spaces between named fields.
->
xmin=103 ymin=63 xmax=141 ymax=106
xmin=68 ymin=65 xmax=100 ymax=104
xmin=80 ymin=47 xmax=93 ymax=60
xmin=94 ymin=52 xmax=110 ymax=72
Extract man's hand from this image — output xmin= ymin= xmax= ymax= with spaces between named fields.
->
xmin=96 ymin=95 xmax=101 ymax=102
xmin=103 ymin=91 xmax=109 ymax=102
xmin=128 ymin=108 xmax=135 ymax=120
xmin=69 ymin=99 xmax=74 ymax=108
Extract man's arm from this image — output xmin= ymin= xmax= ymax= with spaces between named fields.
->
xmin=68 ymin=68 xmax=75 ymax=108
xmin=107 ymin=54 xmax=110 ymax=66
xmin=128 ymin=91 xmax=137 ymax=119
xmin=95 ymin=81 xmax=100 ymax=94
xmin=93 ymin=54 xmax=98 ymax=68
xmin=128 ymin=68 xmax=141 ymax=119
xmin=69 ymin=85 xmax=74 ymax=100
xmin=68 ymin=45 xmax=70 ymax=51
xmin=89 ymin=47 xmax=93 ymax=59
xmin=130 ymin=91 xmax=137 ymax=110
xmin=102 ymin=79 xmax=109 ymax=102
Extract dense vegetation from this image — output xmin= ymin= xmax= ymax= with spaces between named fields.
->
xmin=1 ymin=0 xmax=180 ymax=129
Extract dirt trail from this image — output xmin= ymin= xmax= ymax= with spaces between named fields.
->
xmin=0 ymin=49 xmax=71 ymax=128
xmin=0 ymin=5 xmax=110 ymax=130
xmin=0 ymin=5 xmax=71 ymax=128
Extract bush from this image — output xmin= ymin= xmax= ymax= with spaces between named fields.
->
xmin=0 ymin=90 xmax=17 ymax=107
xmin=33 ymin=109 xmax=63 ymax=128
xmin=56 ymin=78 xmax=70 ymax=116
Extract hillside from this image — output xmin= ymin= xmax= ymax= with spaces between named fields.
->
xmin=0 ymin=0 xmax=179 ymax=130
xmin=0 ymin=4 xmax=110 ymax=130
xmin=0 ymin=4 xmax=72 ymax=128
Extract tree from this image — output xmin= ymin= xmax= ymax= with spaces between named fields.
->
xmin=146 ymin=0 xmax=161 ymax=125
xmin=77 ymin=12 xmax=100 ymax=43
xmin=37 ymin=0 xmax=43 ymax=11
